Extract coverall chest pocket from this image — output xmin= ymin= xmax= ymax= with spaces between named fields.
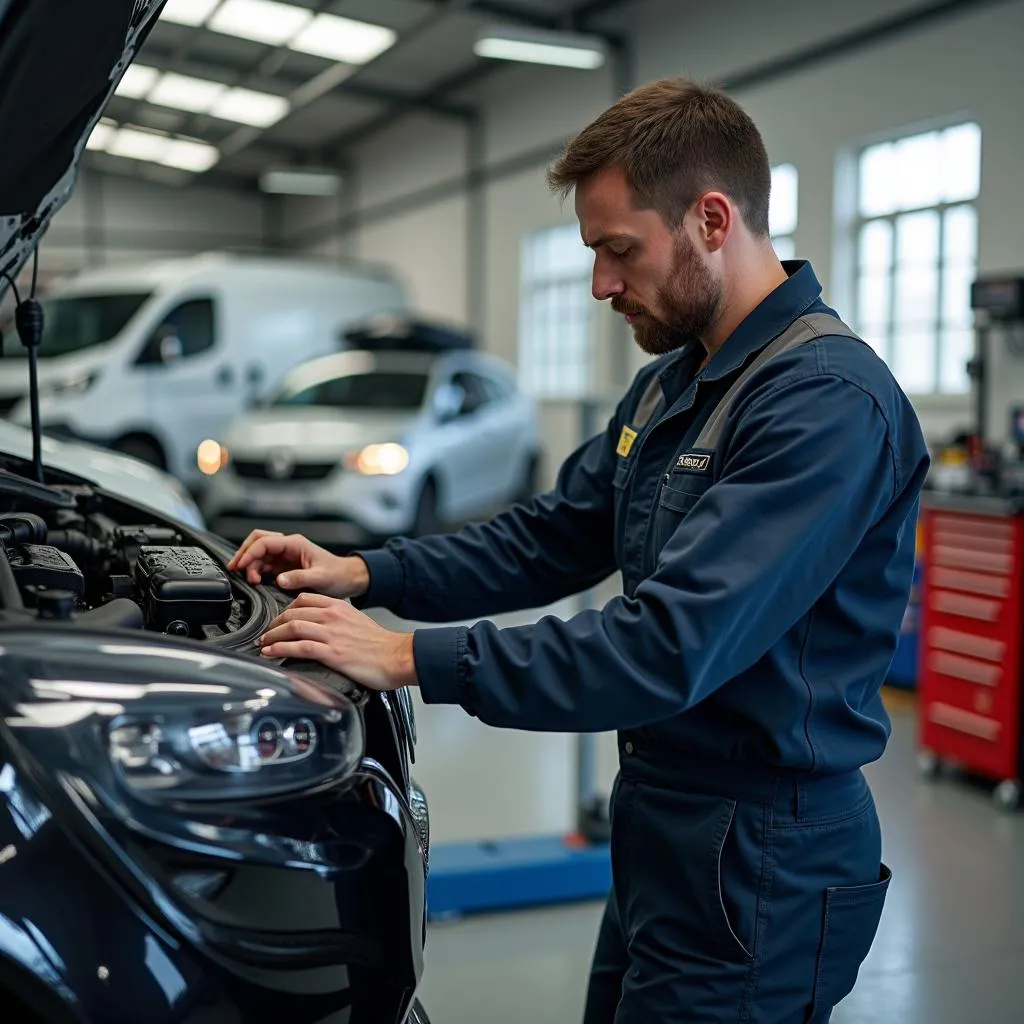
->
xmin=653 ymin=473 xmax=713 ymax=552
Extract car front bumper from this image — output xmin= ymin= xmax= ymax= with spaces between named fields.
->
xmin=202 ymin=464 xmax=421 ymax=545
xmin=0 ymin=752 xmax=429 ymax=1024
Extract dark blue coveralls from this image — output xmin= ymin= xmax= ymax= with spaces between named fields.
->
xmin=354 ymin=261 xmax=931 ymax=1022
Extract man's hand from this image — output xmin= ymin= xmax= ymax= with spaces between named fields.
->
xmin=259 ymin=593 xmax=417 ymax=691
xmin=227 ymin=530 xmax=369 ymax=598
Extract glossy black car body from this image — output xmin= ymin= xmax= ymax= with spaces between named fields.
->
xmin=0 ymin=2 xmax=431 ymax=1021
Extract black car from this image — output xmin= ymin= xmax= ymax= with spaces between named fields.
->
xmin=0 ymin=3 xmax=430 ymax=1021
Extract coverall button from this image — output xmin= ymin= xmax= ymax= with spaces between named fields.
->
xmin=624 ymin=741 xmax=634 ymax=754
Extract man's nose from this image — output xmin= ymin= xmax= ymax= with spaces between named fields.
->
xmin=592 ymin=263 xmax=625 ymax=302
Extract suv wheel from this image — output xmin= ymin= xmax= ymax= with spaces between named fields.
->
xmin=413 ymin=478 xmax=443 ymax=537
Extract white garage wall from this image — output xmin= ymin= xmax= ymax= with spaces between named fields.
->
xmin=358 ymin=194 xmax=469 ymax=323
xmin=41 ymin=167 xmax=268 ymax=282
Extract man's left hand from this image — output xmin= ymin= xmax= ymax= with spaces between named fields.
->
xmin=259 ymin=593 xmax=417 ymax=692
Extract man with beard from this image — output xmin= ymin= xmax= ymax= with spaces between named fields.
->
xmin=230 ymin=77 xmax=930 ymax=1022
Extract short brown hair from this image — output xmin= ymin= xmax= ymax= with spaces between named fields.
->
xmin=547 ymin=77 xmax=772 ymax=237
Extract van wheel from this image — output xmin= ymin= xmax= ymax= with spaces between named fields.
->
xmin=113 ymin=435 xmax=165 ymax=470
xmin=413 ymin=478 xmax=442 ymax=537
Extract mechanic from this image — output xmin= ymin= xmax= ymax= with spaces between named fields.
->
xmin=228 ymin=76 xmax=930 ymax=1023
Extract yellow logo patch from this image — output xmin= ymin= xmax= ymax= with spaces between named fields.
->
xmin=616 ymin=425 xmax=638 ymax=458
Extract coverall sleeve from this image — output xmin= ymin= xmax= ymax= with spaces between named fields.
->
xmin=412 ymin=373 xmax=899 ymax=731
xmin=352 ymin=407 xmax=622 ymax=623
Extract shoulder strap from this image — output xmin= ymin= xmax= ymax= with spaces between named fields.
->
xmin=693 ymin=311 xmax=861 ymax=452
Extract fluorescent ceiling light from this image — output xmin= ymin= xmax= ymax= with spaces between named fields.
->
xmin=86 ymin=121 xmax=116 ymax=151
xmin=208 ymin=0 xmax=312 ymax=45
xmin=107 ymin=127 xmax=170 ymax=162
xmin=290 ymin=13 xmax=396 ymax=64
xmin=163 ymin=138 xmax=220 ymax=172
xmin=148 ymin=72 xmax=227 ymax=113
xmin=474 ymin=27 xmax=607 ymax=69
xmin=115 ymin=63 xmax=160 ymax=99
xmin=160 ymin=0 xmax=220 ymax=26
xmin=211 ymin=87 xmax=289 ymax=127
xmin=259 ymin=168 xmax=342 ymax=196
xmin=87 ymin=122 xmax=220 ymax=176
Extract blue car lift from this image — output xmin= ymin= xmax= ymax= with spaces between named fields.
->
xmin=425 ymin=400 xmax=613 ymax=922
xmin=426 ymin=733 xmax=612 ymax=921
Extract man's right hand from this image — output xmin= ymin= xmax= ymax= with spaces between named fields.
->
xmin=226 ymin=530 xmax=370 ymax=599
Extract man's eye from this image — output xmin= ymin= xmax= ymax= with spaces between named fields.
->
xmin=612 ymin=248 xmax=631 ymax=259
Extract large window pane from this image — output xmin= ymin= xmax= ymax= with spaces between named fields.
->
xmin=943 ymin=205 xmax=977 ymax=266
xmin=896 ymin=210 xmax=940 ymax=266
xmin=773 ymin=236 xmax=795 ymax=262
xmin=770 ymin=164 xmax=799 ymax=237
xmin=895 ymin=131 xmax=942 ymax=211
xmin=894 ymin=265 xmax=938 ymax=327
xmin=859 ymin=142 xmax=898 ymax=217
xmin=941 ymin=122 xmax=981 ymax=202
xmin=857 ymin=271 xmax=891 ymax=329
xmin=859 ymin=220 xmax=893 ymax=271
xmin=942 ymin=263 xmax=975 ymax=327
xmin=892 ymin=331 xmax=937 ymax=393
xmin=940 ymin=327 xmax=974 ymax=393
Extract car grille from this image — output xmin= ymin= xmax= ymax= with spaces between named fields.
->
xmin=232 ymin=460 xmax=338 ymax=482
xmin=0 ymin=395 xmax=22 ymax=418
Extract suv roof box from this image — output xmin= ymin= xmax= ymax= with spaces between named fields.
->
xmin=343 ymin=314 xmax=475 ymax=352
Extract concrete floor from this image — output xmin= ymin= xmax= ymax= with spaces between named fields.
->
xmin=371 ymin=605 xmax=1024 ymax=1023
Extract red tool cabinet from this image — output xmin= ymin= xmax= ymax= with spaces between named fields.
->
xmin=918 ymin=496 xmax=1024 ymax=809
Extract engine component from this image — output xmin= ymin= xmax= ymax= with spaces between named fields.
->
xmin=134 ymin=546 xmax=232 ymax=634
xmin=75 ymin=597 xmax=145 ymax=631
xmin=36 ymin=589 xmax=76 ymax=621
xmin=0 ymin=512 xmax=47 ymax=546
xmin=9 ymin=543 xmax=85 ymax=598
xmin=115 ymin=525 xmax=183 ymax=568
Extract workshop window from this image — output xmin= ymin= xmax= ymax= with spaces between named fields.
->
xmin=852 ymin=122 xmax=981 ymax=395
xmin=770 ymin=163 xmax=798 ymax=262
xmin=519 ymin=224 xmax=595 ymax=399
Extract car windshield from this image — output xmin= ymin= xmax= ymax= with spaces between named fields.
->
xmin=2 ymin=292 xmax=152 ymax=359
xmin=273 ymin=371 xmax=429 ymax=411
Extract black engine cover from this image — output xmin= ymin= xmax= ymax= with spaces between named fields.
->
xmin=9 ymin=544 xmax=85 ymax=598
xmin=133 ymin=546 xmax=232 ymax=633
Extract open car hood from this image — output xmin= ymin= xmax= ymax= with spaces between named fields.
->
xmin=0 ymin=0 xmax=164 ymax=301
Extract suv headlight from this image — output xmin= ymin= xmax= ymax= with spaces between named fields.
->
xmin=0 ymin=632 xmax=364 ymax=807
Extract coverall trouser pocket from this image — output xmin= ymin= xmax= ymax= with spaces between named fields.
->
xmin=804 ymin=863 xmax=892 ymax=1023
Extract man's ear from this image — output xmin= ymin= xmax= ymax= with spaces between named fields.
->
xmin=695 ymin=192 xmax=732 ymax=253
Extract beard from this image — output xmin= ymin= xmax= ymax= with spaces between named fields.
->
xmin=612 ymin=233 xmax=723 ymax=357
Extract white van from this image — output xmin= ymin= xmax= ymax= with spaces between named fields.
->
xmin=1 ymin=252 xmax=408 ymax=488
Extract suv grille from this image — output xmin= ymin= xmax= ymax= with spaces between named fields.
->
xmin=233 ymin=460 xmax=337 ymax=482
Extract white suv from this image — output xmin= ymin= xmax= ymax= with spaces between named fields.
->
xmin=200 ymin=341 xmax=542 ymax=546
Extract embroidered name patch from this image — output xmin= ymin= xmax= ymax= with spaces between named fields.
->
xmin=616 ymin=425 xmax=638 ymax=457
xmin=674 ymin=450 xmax=713 ymax=475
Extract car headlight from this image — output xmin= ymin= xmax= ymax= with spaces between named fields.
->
xmin=345 ymin=442 xmax=409 ymax=476
xmin=0 ymin=632 xmax=364 ymax=806
xmin=197 ymin=439 xmax=229 ymax=476
xmin=41 ymin=371 xmax=99 ymax=397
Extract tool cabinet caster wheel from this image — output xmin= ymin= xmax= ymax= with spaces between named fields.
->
xmin=994 ymin=780 xmax=1021 ymax=812
xmin=918 ymin=750 xmax=940 ymax=779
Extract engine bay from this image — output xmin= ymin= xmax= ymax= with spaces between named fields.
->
xmin=0 ymin=469 xmax=273 ymax=648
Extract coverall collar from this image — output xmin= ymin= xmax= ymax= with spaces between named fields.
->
xmin=697 ymin=259 xmax=823 ymax=383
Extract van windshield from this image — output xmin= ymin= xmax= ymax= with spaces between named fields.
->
xmin=273 ymin=371 xmax=429 ymax=411
xmin=13 ymin=292 xmax=153 ymax=359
